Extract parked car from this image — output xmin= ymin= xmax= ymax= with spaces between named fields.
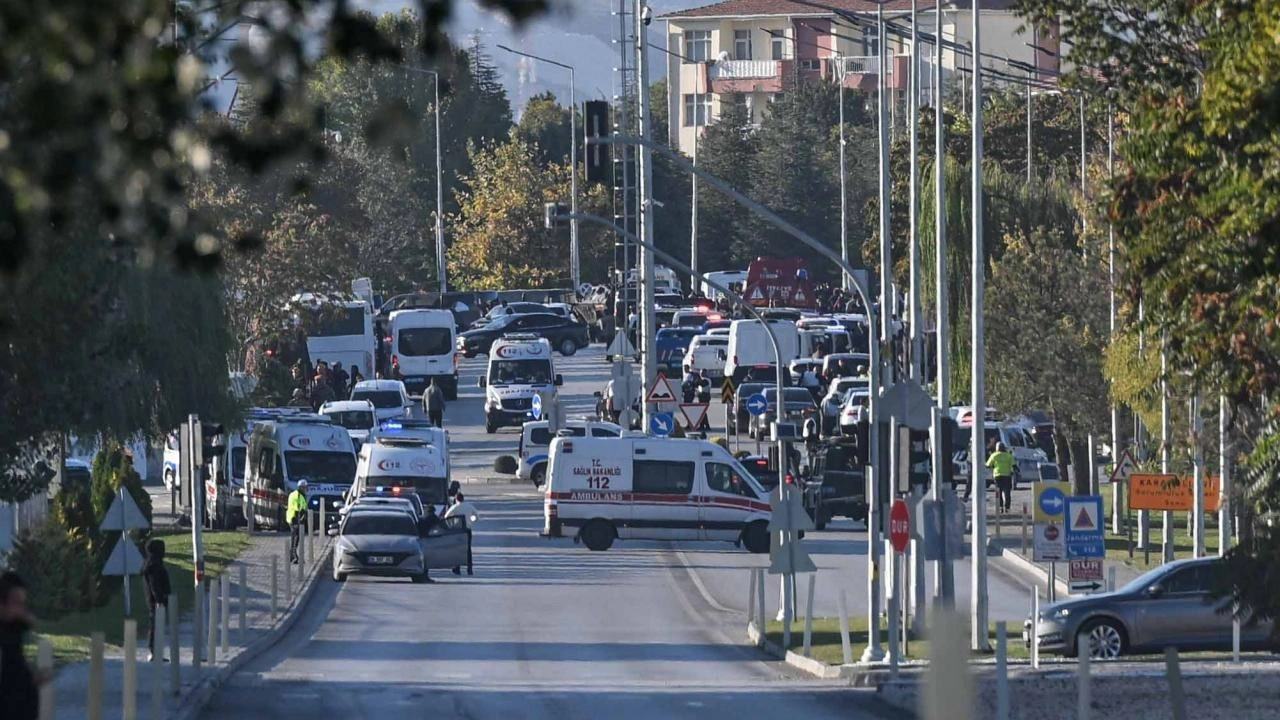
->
xmin=1024 ymin=557 xmax=1275 ymax=659
xmin=748 ymin=387 xmax=818 ymax=439
xmin=469 ymin=302 xmax=551 ymax=330
xmin=726 ymin=382 xmax=769 ymax=436
xmin=458 ymin=312 xmax=590 ymax=357
xmin=820 ymin=377 xmax=868 ymax=436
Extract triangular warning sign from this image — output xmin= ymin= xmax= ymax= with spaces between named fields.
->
xmin=1074 ymin=506 xmax=1095 ymax=530
xmin=606 ymin=332 xmax=636 ymax=359
xmin=101 ymin=536 xmax=146 ymax=576
xmin=645 ymin=371 xmax=678 ymax=403
xmin=793 ymin=289 xmax=806 ymax=303
xmin=679 ymin=403 xmax=709 ymax=429
xmin=100 ymin=490 xmax=150 ymax=531
xmin=749 ymin=286 xmax=764 ymax=301
xmin=1109 ymin=448 xmax=1137 ymax=483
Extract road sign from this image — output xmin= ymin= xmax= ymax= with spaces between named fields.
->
xmin=101 ymin=536 xmax=145 ymax=576
xmin=1129 ymin=473 xmax=1221 ymax=512
xmin=1033 ymin=522 xmax=1066 ymax=561
xmin=1108 ymin=448 xmax=1138 ymax=484
xmin=1065 ymin=495 xmax=1104 ymax=558
xmin=745 ymin=393 xmax=768 ymax=416
xmin=921 ymin=495 xmax=965 ymax=561
xmin=649 ymin=412 xmax=674 ymax=437
xmin=606 ymin=332 xmax=636 ymax=360
xmin=1033 ymin=481 xmax=1070 ymax=523
xmin=100 ymin=490 xmax=150 ymax=531
xmin=767 ymin=486 xmax=816 ymax=533
xmin=679 ymin=403 xmax=709 ymax=429
xmin=1069 ymin=558 xmax=1105 ymax=594
xmin=721 ymin=378 xmax=735 ymax=404
xmin=645 ymin=372 xmax=678 ymax=404
xmin=768 ymin=485 xmax=815 ymax=575
xmin=889 ymin=499 xmax=910 ymax=553
xmin=530 ymin=393 xmax=543 ymax=420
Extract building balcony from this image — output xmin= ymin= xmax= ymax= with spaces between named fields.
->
xmin=823 ymin=56 xmax=917 ymax=92
xmin=705 ymin=59 xmax=794 ymax=94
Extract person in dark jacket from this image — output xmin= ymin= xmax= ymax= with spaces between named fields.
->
xmin=423 ymin=378 xmax=446 ymax=428
xmin=142 ymin=539 xmax=172 ymax=662
xmin=0 ymin=571 xmax=45 ymax=720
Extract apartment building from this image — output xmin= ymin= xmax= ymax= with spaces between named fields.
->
xmin=660 ymin=0 xmax=1062 ymax=155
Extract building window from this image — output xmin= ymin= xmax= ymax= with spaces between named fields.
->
xmin=684 ymin=30 xmax=711 ymax=62
xmin=862 ymin=27 xmax=879 ymax=57
xmin=798 ymin=58 xmax=821 ymax=71
xmin=734 ymin=30 xmax=752 ymax=60
xmin=683 ymin=93 xmax=712 ymax=127
xmin=771 ymin=34 xmax=785 ymax=60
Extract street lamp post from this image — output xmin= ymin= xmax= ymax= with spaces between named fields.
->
xmin=497 ymin=45 xmax=580 ymax=289
xmin=969 ymin=0 xmax=990 ymax=652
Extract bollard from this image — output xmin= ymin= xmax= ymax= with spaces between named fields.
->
xmin=1021 ymin=504 xmax=1029 ymax=555
xmin=995 ymin=509 xmax=1002 ymax=540
xmin=298 ymin=532 xmax=307 ymax=583
xmin=1233 ymin=612 xmax=1241 ymax=663
xmin=803 ymin=573 xmax=816 ymax=658
xmin=1078 ymin=638 xmax=1092 ymax=720
xmin=306 ymin=522 xmax=314 ymax=565
xmin=271 ymin=556 xmax=279 ymax=618
xmin=221 ymin=571 xmax=230 ymax=653
xmin=123 ymin=618 xmax=138 ymax=720
xmin=755 ymin=568 xmax=766 ymax=646
xmin=781 ymin=572 xmax=793 ymax=653
xmin=238 ymin=564 xmax=247 ymax=645
xmin=1165 ymin=647 xmax=1187 ymax=720
xmin=37 ymin=637 xmax=53 ymax=720
xmin=207 ymin=579 xmax=218 ymax=664
xmin=995 ymin=622 xmax=1009 ymax=720
xmin=193 ymin=587 xmax=203 ymax=673
xmin=922 ymin=610 xmax=974 ymax=720
xmin=167 ymin=595 xmax=179 ymax=694
xmin=1031 ymin=589 xmax=1040 ymax=669
xmin=320 ymin=503 xmax=327 ymax=545
xmin=89 ymin=632 xmax=105 ymax=720
xmin=838 ymin=590 xmax=853 ymax=665
xmin=152 ymin=605 xmax=166 ymax=720
xmin=747 ymin=569 xmax=757 ymax=626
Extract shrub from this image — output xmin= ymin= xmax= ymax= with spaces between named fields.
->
xmin=7 ymin=518 xmax=97 ymax=618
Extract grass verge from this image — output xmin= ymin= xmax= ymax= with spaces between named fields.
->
xmin=30 ymin=530 xmax=253 ymax=665
xmin=764 ymin=616 xmax=1030 ymax=666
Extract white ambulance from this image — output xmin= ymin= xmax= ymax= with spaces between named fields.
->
xmin=542 ymin=436 xmax=772 ymax=553
xmin=351 ymin=434 xmax=452 ymax=515
xmin=244 ymin=413 xmax=357 ymax=530
xmin=478 ymin=333 xmax=562 ymax=434
xmin=367 ymin=418 xmax=452 ymax=484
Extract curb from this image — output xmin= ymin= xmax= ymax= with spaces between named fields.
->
xmin=746 ymin=620 xmax=902 ymax=685
xmin=168 ymin=538 xmax=333 ymax=720
xmin=996 ymin=544 xmax=1070 ymax=597
xmin=458 ymin=476 xmax=526 ymax=485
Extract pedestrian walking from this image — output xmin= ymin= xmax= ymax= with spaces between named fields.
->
xmin=141 ymin=539 xmax=172 ymax=662
xmin=0 ymin=572 xmax=46 ymax=720
xmin=423 ymin=378 xmax=446 ymax=428
xmin=330 ymin=362 xmax=349 ymax=397
xmin=287 ymin=480 xmax=309 ymax=564
xmin=986 ymin=442 xmax=1016 ymax=513
xmin=444 ymin=492 xmax=478 ymax=576
xmin=310 ymin=372 xmax=334 ymax=411
xmin=348 ymin=365 xmax=364 ymax=396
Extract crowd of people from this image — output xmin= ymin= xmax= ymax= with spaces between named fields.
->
xmin=290 ymin=359 xmax=365 ymax=411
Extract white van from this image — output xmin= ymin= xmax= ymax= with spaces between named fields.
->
xmin=542 ymin=436 xmax=772 ymax=553
xmin=682 ymin=334 xmax=728 ymax=379
xmin=319 ymin=399 xmax=377 ymax=453
xmin=368 ymin=418 xmax=452 ymax=484
xmin=701 ymin=270 xmax=748 ymax=300
xmin=478 ymin=333 xmax=562 ymax=434
xmin=725 ymin=318 xmax=800 ymax=385
xmin=389 ymin=309 xmax=458 ymax=400
xmin=243 ymin=413 xmax=357 ymax=530
xmin=351 ymin=435 xmax=452 ymax=515
xmin=517 ymin=419 xmax=622 ymax=486
xmin=351 ymin=379 xmax=413 ymax=424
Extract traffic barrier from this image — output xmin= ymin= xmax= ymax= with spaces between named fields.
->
xmin=207 ymin=578 xmax=218 ymax=664
xmin=1020 ymin=504 xmax=1028 ymax=555
xmin=238 ymin=564 xmax=248 ymax=644
xmin=220 ymin=574 xmax=230 ymax=654
xmin=747 ymin=569 xmax=757 ymax=627
xmin=755 ymin=568 xmax=766 ymax=643
xmin=283 ymin=538 xmax=293 ymax=598
xmin=37 ymin=637 xmax=53 ymax=720
xmin=802 ymin=574 xmax=816 ymax=658
xmin=152 ymin=605 xmax=166 ymax=720
xmin=1030 ymin=587 xmax=1040 ymax=669
xmin=1078 ymin=636 xmax=1091 ymax=720
xmin=271 ymin=556 xmax=279 ymax=619
xmin=1107 ymin=565 xmax=1116 ymax=592
xmin=193 ymin=587 xmax=203 ymax=673
xmin=1165 ymin=647 xmax=1187 ymax=720
xmin=298 ymin=533 xmax=307 ymax=583
xmin=168 ymin=594 xmax=179 ymax=694
xmin=89 ymin=632 xmax=104 ymax=720
xmin=995 ymin=622 xmax=1009 ymax=720
xmin=123 ymin=619 xmax=137 ymax=720
xmin=837 ymin=589 xmax=853 ymax=665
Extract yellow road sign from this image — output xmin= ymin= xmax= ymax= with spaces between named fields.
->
xmin=1032 ymin=481 xmax=1071 ymax=523
xmin=1129 ymin=473 xmax=1221 ymax=512
xmin=721 ymin=377 xmax=735 ymax=404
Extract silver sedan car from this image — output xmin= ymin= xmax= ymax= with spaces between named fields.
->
xmin=332 ymin=510 xmax=427 ymax=583
xmin=1025 ymin=557 xmax=1275 ymax=659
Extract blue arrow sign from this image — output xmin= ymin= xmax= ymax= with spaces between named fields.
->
xmin=530 ymin=394 xmax=543 ymax=420
xmin=1039 ymin=486 xmax=1066 ymax=517
xmin=649 ymin=412 xmax=674 ymax=437
xmin=745 ymin=393 xmax=768 ymax=416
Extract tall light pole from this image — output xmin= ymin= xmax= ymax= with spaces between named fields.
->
xmin=969 ymin=0 xmax=990 ymax=652
xmin=635 ymin=0 xmax=657 ymax=429
xmin=931 ymin=0 xmax=952 ymax=606
xmin=400 ymin=66 xmax=448 ymax=294
xmin=907 ymin=0 xmax=922 ymax=382
xmin=877 ymin=1 xmax=893 ymax=355
xmin=496 ymin=45 xmax=580 ymax=289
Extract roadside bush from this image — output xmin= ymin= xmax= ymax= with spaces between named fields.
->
xmin=91 ymin=440 xmax=153 ymax=527
xmin=7 ymin=518 xmax=98 ymax=617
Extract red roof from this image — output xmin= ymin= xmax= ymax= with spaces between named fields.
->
xmin=661 ymin=0 xmax=1012 ymax=19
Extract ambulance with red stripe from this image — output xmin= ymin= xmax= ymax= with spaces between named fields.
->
xmin=542 ymin=436 xmax=772 ymax=553
xmin=244 ymin=413 xmax=357 ymax=530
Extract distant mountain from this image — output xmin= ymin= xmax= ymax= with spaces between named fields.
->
xmin=358 ymin=0 xmax=710 ymax=114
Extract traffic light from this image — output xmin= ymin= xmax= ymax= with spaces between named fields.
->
xmin=907 ymin=427 xmax=932 ymax=491
xmin=583 ymin=100 xmax=611 ymax=185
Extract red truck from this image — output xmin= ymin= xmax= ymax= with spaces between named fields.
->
xmin=743 ymin=257 xmax=818 ymax=309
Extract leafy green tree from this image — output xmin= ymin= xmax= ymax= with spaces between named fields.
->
xmin=693 ymin=94 xmax=759 ymax=273
xmin=515 ymin=91 xmax=573 ymax=166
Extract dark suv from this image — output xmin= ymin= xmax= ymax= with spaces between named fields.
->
xmin=458 ymin=312 xmax=590 ymax=357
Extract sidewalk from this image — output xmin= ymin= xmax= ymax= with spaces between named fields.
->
xmin=49 ymin=528 xmax=331 ymax=720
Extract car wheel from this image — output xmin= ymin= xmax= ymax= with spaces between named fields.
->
xmin=559 ymin=338 xmax=578 ymax=356
xmin=411 ymin=573 xmax=428 ymax=584
xmin=531 ymin=465 xmax=546 ymax=488
xmin=1077 ymin=618 xmax=1126 ymax=660
xmin=333 ymin=571 xmax=347 ymax=583
xmin=742 ymin=521 xmax=770 ymax=554
xmin=814 ymin=506 xmax=829 ymax=531
xmin=485 ymin=417 xmax=498 ymax=434
xmin=580 ymin=519 xmax=616 ymax=551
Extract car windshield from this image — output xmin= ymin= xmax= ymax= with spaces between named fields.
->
xmin=490 ymin=359 xmax=552 ymax=385
xmin=341 ymin=514 xmax=417 ymax=536
xmin=766 ymin=388 xmax=817 ymax=404
xmin=324 ymin=410 xmax=375 ymax=430
xmin=284 ymin=451 xmax=356 ymax=485
xmin=370 ymin=476 xmax=449 ymax=506
xmin=230 ymin=447 xmax=246 ymax=480
xmin=352 ymin=390 xmax=403 ymax=409
xmin=398 ymin=327 xmax=452 ymax=356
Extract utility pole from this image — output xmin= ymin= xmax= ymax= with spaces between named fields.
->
xmin=634 ymin=0 xmax=656 ymax=430
xmin=931 ymin=0 xmax=951 ymax=607
xmin=1107 ymin=107 xmax=1120 ymax=533
xmin=907 ymin=0 xmax=922 ymax=382
xmin=969 ymin=0 xmax=990 ymax=652
xmin=839 ymin=60 xmax=850 ymax=292
xmin=1161 ymin=331 xmax=1173 ymax=563
xmin=433 ymin=72 xmax=446 ymax=295
xmin=877 ymin=1 xmax=893 ymax=353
